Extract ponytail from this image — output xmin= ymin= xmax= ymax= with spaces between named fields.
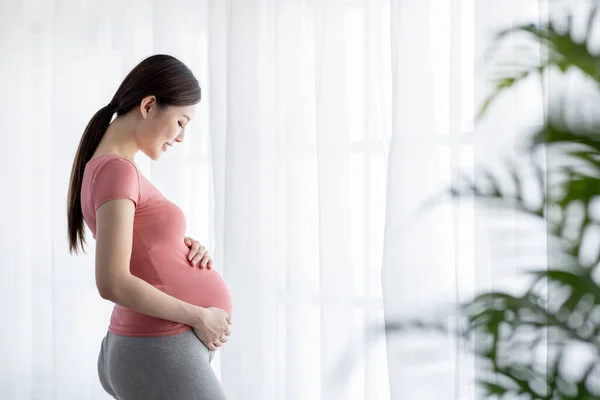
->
xmin=67 ymin=103 xmax=117 ymax=254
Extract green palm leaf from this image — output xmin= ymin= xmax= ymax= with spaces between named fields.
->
xmin=478 ymin=6 xmax=600 ymax=121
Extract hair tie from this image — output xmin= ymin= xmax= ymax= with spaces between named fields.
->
xmin=107 ymin=101 xmax=118 ymax=111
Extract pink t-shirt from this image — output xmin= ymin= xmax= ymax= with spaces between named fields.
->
xmin=81 ymin=154 xmax=232 ymax=337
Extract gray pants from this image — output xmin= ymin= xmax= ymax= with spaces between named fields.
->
xmin=97 ymin=329 xmax=227 ymax=400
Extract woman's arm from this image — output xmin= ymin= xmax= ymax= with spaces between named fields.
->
xmin=94 ymin=198 xmax=230 ymax=344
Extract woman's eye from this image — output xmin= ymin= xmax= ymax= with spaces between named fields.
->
xmin=178 ymin=122 xmax=183 ymax=128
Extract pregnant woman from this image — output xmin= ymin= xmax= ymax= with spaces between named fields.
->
xmin=66 ymin=54 xmax=232 ymax=400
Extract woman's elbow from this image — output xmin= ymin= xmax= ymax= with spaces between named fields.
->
xmin=97 ymin=278 xmax=125 ymax=301
xmin=96 ymin=268 xmax=129 ymax=301
xmin=97 ymin=283 xmax=115 ymax=301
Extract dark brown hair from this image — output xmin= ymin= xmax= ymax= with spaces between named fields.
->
xmin=67 ymin=54 xmax=201 ymax=254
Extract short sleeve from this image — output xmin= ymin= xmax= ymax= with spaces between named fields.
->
xmin=90 ymin=157 xmax=141 ymax=211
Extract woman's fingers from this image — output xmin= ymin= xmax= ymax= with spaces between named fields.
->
xmin=206 ymin=342 xmax=217 ymax=351
xmin=187 ymin=241 xmax=199 ymax=260
xmin=190 ymin=247 xmax=208 ymax=268
xmin=199 ymin=253 xmax=211 ymax=269
xmin=190 ymin=252 xmax=203 ymax=267
xmin=185 ymin=238 xmax=213 ymax=269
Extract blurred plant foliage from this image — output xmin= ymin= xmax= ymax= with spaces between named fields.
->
xmin=388 ymin=5 xmax=600 ymax=400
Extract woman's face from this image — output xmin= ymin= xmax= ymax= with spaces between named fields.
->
xmin=136 ymin=96 xmax=197 ymax=160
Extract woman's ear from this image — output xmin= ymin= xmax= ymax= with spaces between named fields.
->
xmin=139 ymin=96 xmax=156 ymax=119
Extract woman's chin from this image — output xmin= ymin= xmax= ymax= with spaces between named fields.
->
xmin=141 ymin=149 xmax=162 ymax=161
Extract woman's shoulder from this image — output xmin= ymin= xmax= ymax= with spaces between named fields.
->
xmin=84 ymin=154 xmax=143 ymax=206
xmin=87 ymin=153 xmax=138 ymax=172
xmin=85 ymin=154 xmax=140 ymax=184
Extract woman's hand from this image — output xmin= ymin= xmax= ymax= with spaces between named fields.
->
xmin=184 ymin=236 xmax=212 ymax=269
xmin=192 ymin=307 xmax=232 ymax=351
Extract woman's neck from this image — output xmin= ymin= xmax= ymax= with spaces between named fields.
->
xmin=93 ymin=115 xmax=140 ymax=161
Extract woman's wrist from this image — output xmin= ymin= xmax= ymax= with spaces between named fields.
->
xmin=186 ymin=305 xmax=207 ymax=328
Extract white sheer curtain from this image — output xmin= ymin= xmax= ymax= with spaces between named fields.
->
xmin=0 ymin=0 xmax=551 ymax=399
xmin=383 ymin=0 xmax=548 ymax=399
xmin=209 ymin=1 xmax=392 ymax=398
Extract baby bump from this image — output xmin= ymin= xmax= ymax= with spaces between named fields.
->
xmin=159 ymin=262 xmax=233 ymax=314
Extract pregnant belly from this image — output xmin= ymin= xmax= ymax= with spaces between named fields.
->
xmin=157 ymin=260 xmax=233 ymax=314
